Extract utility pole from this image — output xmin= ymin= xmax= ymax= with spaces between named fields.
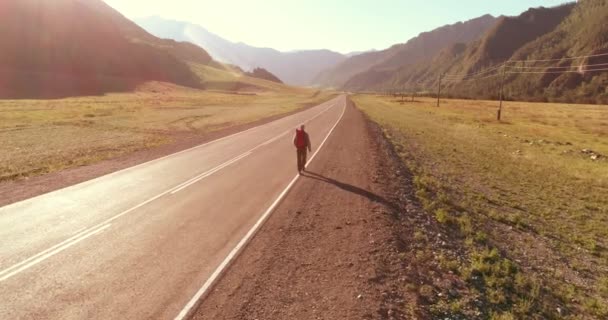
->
xmin=436 ymin=74 xmax=443 ymax=107
xmin=411 ymin=84 xmax=416 ymax=102
xmin=497 ymin=65 xmax=507 ymax=121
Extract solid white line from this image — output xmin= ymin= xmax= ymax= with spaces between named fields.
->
xmin=170 ymin=152 xmax=252 ymax=194
xmin=0 ymin=224 xmax=111 ymax=282
xmin=0 ymin=181 xmax=171 ymax=281
xmin=72 ymin=226 xmax=87 ymax=235
xmin=174 ymin=97 xmax=348 ymax=320
xmin=0 ymin=97 xmax=340 ymax=211
xmin=0 ymin=224 xmax=109 ymax=278
xmin=0 ymin=99 xmax=342 ymax=284
xmin=306 ymin=99 xmax=347 ymax=166
xmin=168 ymin=153 xmax=251 ymax=194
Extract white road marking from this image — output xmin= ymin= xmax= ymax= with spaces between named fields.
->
xmin=306 ymin=100 xmax=347 ymax=166
xmin=0 ymin=224 xmax=111 ymax=282
xmin=174 ymin=98 xmax=347 ymax=320
xmin=0 ymin=100 xmax=341 ymax=283
xmin=0 ymin=227 xmax=98 ymax=278
xmin=170 ymin=152 xmax=252 ymax=194
xmin=72 ymin=226 xmax=87 ymax=235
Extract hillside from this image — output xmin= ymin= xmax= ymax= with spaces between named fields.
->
xmin=505 ymin=0 xmax=608 ymax=103
xmin=366 ymin=1 xmax=608 ymax=104
xmin=135 ymin=16 xmax=346 ymax=86
xmin=347 ymin=4 xmax=575 ymax=91
xmin=0 ymin=0 xmax=214 ymax=98
xmin=313 ymin=48 xmax=398 ymax=89
xmin=245 ymin=68 xmax=283 ymax=84
xmin=315 ymin=14 xmax=497 ymax=88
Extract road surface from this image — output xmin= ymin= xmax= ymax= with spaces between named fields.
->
xmin=0 ymin=95 xmax=346 ymax=319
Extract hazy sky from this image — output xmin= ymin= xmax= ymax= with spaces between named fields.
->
xmin=104 ymin=0 xmax=570 ymax=53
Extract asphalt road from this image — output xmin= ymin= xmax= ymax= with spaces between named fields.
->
xmin=0 ymin=95 xmax=347 ymax=319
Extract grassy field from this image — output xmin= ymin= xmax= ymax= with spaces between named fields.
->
xmin=353 ymin=95 xmax=608 ymax=319
xmin=0 ymin=81 xmax=334 ymax=182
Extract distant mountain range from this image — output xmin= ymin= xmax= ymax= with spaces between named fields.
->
xmin=3 ymin=0 xmax=605 ymax=103
xmin=348 ymin=3 xmax=576 ymax=92
xmin=320 ymin=0 xmax=608 ymax=104
xmin=314 ymin=14 xmax=499 ymax=88
xmin=0 ymin=0 xmax=290 ymax=98
xmin=135 ymin=16 xmax=348 ymax=86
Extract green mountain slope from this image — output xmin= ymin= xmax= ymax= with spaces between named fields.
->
xmin=245 ymin=68 xmax=283 ymax=84
xmin=344 ymin=1 xmax=608 ymax=104
xmin=504 ymin=0 xmax=608 ymax=103
xmin=315 ymin=14 xmax=497 ymax=88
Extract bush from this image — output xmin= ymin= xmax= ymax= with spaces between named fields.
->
xmin=435 ymin=208 xmax=450 ymax=224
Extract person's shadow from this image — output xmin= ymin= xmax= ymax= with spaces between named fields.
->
xmin=300 ymin=171 xmax=398 ymax=211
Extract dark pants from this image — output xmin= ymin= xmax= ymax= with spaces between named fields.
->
xmin=297 ymin=148 xmax=307 ymax=172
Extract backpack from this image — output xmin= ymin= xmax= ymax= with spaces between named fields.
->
xmin=295 ymin=129 xmax=307 ymax=148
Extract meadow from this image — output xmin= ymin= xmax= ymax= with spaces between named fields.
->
xmin=0 ymin=82 xmax=333 ymax=182
xmin=353 ymin=95 xmax=608 ymax=319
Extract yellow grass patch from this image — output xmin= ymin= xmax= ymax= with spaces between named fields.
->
xmin=0 ymin=84 xmax=335 ymax=181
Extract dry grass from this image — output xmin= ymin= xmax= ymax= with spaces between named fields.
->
xmin=354 ymin=95 xmax=608 ymax=319
xmin=0 ymin=82 xmax=335 ymax=182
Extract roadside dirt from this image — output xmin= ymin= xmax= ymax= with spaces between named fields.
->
xmin=0 ymin=102 xmax=322 ymax=207
xmin=193 ymin=99 xmax=436 ymax=319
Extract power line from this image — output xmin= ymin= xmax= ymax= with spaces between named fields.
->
xmin=507 ymin=67 xmax=608 ymax=74
xmin=444 ymin=63 xmax=506 ymax=79
xmin=427 ymin=50 xmax=608 ymax=121
xmin=508 ymin=62 xmax=608 ymax=70
xmin=444 ymin=72 xmax=501 ymax=82
xmin=397 ymin=50 xmax=608 ymax=108
xmin=445 ymin=69 xmax=499 ymax=80
xmin=443 ymin=51 xmax=608 ymax=82
xmin=508 ymin=52 xmax=608 ymax=63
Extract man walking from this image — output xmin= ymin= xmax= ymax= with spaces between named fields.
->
xmin=293 ymin=124 xmax=312 ymax=173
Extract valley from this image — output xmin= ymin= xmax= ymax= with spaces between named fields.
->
xmin=1 ymin=0 xmax=607 ymax=319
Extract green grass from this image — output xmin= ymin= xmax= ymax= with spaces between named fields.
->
xmin=0 ymin=82 xmax=335 ymax=182
xmin=353 ymin=95 xmax=608 ymax=319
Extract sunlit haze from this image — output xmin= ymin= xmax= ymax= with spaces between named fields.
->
xmin=104 ymin=0 xmax=569 ymax=53
xmin=2 ymin=1 xmax=607 ymax=319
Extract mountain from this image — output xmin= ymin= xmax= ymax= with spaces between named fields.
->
xmin=357 ymin=1 xmax=608 ymax=104
xmin=313 ymin=48 xmax=400 ymax=89
xmin=134 ymin=16 xmax=347 ymax=86
xmin=345 ymin=50 xmax=375 ymax=58
xmin=343 ymin=5 xmax=574 ymax=91
xmin=504 ymin=0 xmax=608 ymax=103
xmin=314 ymin=14 xmax=498 ymax=88
xmin=245 ymin=68 xmax=283 ymax=84
xmin=0 ymin=0 xmax=214 ymax=98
